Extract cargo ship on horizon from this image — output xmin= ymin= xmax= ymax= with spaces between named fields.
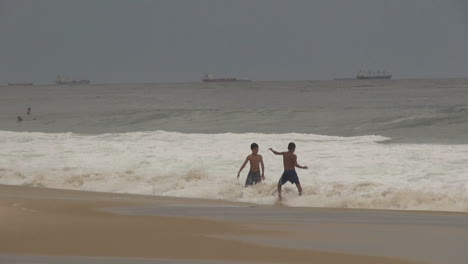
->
xmin=56 ymin=75 xmax=91 ymax=85
xmin=356 ymin=70 xmax=392 ymax=80
xmin=8 ymin=82 xmax=33 ymax=86
xmin=202 ymin=74 xmax=251 ymax=83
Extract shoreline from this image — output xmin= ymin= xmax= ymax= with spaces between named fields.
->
xmin=0 ymin=184 xmax=426 ymax=264
xmin=2 ymin=184 xmax=467 ymax=216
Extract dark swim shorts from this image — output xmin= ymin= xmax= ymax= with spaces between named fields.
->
xmin=245 ymin=171 xmax=262 ymax=186
xmin=278 ymin=170 xmax=300 ymax=185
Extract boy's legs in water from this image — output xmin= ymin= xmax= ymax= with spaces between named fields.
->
xmin=296 ymin=183 xmax=303 ymax=196
xmin=277 ymin=182 xmax=302 ymax=200
xmin=277 ymin=182 xmax=283 ymax=200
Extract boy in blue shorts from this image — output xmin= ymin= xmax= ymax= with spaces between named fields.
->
xmin=269 ymin=142 xmax=308 ymax=200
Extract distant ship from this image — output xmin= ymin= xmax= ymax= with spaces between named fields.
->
xmin=202 ymin=74 xmax=251 ymax=83
xmin=56 ymin=75 xmax=90 ymax=85
xmin=8 ymin=82 xmax=33 ymax=86
xmin=356 ymin=71 xmax=392 ymax=80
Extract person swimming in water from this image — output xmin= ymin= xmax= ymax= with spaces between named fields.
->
xmin=269 ymin=142 xmax=308 ymax=200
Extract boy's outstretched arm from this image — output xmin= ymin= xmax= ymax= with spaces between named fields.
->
xmin=260 ymin=156 xmax=265 ymax=180
xmin=268 ymin=148 xmax=283 ymax=155
xmin=237 ymin=157 xmax=249 ymax=179
xmin=294 ymin=156 xmax=308 ymax=169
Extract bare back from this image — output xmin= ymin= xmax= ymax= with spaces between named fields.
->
xmin=282 ymin=152 xmax=296 ymax=170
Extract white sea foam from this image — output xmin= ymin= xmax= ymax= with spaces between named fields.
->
xmin=1 ymin=130 xmax=468 ymax=212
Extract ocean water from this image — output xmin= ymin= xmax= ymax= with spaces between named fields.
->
xmin=1 ymin=79 xmax=468 ymax=211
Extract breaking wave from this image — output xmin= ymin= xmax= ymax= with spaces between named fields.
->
xmin=1 ymin=130 xmax=468 ymax=212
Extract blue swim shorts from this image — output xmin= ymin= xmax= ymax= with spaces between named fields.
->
xmin=245 ymin=171 xmax=262 ymax=186
xmin=278 ymin=170 xmax=300 ymax=185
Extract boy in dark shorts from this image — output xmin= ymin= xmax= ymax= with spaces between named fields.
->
xmin=237 ymin=143 xmax=265 ymax=187
xmin=269 ymin=142 xmax=308 ymax=200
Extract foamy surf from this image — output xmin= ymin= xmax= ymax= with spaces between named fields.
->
xmin=1 ymin=130 xmax=468 ymax=212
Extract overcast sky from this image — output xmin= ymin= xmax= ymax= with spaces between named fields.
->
xmin=0 ymin=0 xmax=467 ymax=83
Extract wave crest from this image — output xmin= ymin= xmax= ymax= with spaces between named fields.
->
xmin=1 ymin=130 xmax=468 ymax=212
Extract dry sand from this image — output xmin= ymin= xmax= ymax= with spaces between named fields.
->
xmin=0 ymin=185 xmax=433 ymax=264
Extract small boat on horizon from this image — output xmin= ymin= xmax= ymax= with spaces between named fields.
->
xmin=202 ymin=74 xmax=251 ymax=83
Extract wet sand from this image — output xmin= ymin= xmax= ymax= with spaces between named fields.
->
xmin=2 ymin=185 xmax=463 ymax=264
xmin=108 ymin=204 xmax=468 ymax=264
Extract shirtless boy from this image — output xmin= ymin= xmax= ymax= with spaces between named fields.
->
xmin=237 ymin=143 xmax=265 ymax=187
xmin=269 ymin=142 xmax=308 ymax=200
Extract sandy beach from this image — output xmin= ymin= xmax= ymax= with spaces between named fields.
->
xmin=1 ymin=185 xmax=467 ymax=264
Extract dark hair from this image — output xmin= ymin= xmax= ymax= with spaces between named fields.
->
xmin=288 ymin=142 xmax=296 ymax=150
xmin=250 ymin=143 xmax=259 ymax=150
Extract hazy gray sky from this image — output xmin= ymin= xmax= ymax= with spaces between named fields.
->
xmin=1 ymin=0 xmax=467 ymax=83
